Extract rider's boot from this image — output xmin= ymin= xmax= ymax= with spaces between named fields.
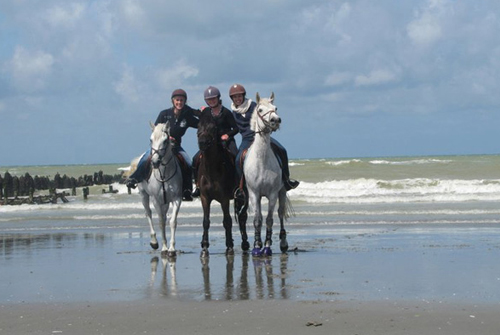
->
xmin=284 ymin=179 xmax=300 ymax=191
xmin=192 ymin=187 xmax=200 ymax=198
xmin=183 ymin=189 xmax=193 ymax=201
xmin=126 ymin=178 xmax=138 ymax=189
xmin=234 ymin=187 xmax=246 ymax=202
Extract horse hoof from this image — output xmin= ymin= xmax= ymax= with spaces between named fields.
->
xmin=241 ymin=241 xmax=250 ymax=251
xmin=200 ymin=249 xmax=209 ymax=258
xmin=280 ymin=241 xmax=289 ymax=253
xmin=226 ymin=247 xmax=234 ymax=256
xmin=162 ymin=250 xmax=176 ymax=258
xmin=150 ymin=242 xmax=159 ymax=250
xmin=252 ymin=247 xmax=262 ymax=257
xmin=262 ymin=247 xmax=272 ymax=257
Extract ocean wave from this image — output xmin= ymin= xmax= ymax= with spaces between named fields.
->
xmin=325 ymin=159 xmax=363 ymax=166
xmin=369 ymin=158 xmax=452 ymax=165
xmin=288 ymin=178 xmax=500 ymax=204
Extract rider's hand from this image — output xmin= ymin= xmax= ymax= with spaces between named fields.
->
xmin=221 ymin=134 xmax=229 ymax=141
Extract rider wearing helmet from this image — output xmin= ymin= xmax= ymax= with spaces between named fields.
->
xmin=126 ymin=88 xmax=200 ymax=201
xmin=191 ymin=86 xmax=239 ymax=198
xmin=229 ymin=84 xmax=299 ymax=198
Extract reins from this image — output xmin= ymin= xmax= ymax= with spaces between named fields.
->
xmin=254 ymin=107 xmax=276 ymax=135
xmin=152 ymin=141 xmax=179 ymax=204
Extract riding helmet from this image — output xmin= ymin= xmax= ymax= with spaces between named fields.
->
xmin=171 ymin=88 xmax=187 ymax=100
xmin=204 ymin=86 xmax=221 ymax=100
xmin=229 ymin=84 xmax=246 ymax=98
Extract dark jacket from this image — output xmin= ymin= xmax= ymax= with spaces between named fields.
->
xmin=232 ymin=101 xmax=256 ymax=141
xmin=204 ymin=106 xmax=239 ymax=140
xmin=154 ymin=105 xmax=200 ymax=146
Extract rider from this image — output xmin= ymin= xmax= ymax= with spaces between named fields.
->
xmin=229 ymin=83 xmax=299 ymax=198
xmin=191 ymin=86 xmax=239 ymax=198
xmin=126 ymin=88 xmax=200 ymax=201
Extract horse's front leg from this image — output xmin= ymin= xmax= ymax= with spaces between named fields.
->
xmin=155 ymin=203 xmax=170 ymax=256
xmin=250 ymin=192 xmax=263 ymax=257
xmin=141 ymin=192 xmax=158 ymax=250
xmin=167 ymin=200 xmax=180 ymax=258
xmin=221 ymin=199 xmax=234 ymax=256
xmin=235 ymin=190 xmax=249 ymax=252
xmin=262 ymin=195 xmax=278 ymax=257
xmin=200 ymin=197 xmax=211 ymax=258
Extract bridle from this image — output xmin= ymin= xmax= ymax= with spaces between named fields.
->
xmin=151 ymin=134 xmax=178 ymax=203
xmin=254 ymin=104 xmax=279 ymax=135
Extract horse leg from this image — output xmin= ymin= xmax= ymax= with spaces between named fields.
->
xmin=222 ymin=199 xmax=234 ymax=256
xmin=141 ymin=192 xmax=159 ymax=250
xmin=262 ymin=195 xmax=278 ymax=257
xmin=200 ymin=197 xmax=211 ymax=258
xmin=235 ymin=189 xmax=250 ymax=251
xmin=250 ymin=193 xmax=263 ymax=257
xmin=155 ymin=203 xmax=169 ymax=255
xmin=278 ymin=189 xmax=289 ymax=253
xmin=167 ymin=200 xmax=180 ymax=258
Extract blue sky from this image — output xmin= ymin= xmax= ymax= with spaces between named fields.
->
xmin=1 ymin=0 xmax=499 ymax=166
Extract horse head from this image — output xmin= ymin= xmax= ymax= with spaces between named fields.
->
xmin=150 ymin=121 xmax=171 ymax=168
xmin=253 ymin=92 xmax=281 ymax=133
xmin=197 ymin=112 xmax=217 ymax=152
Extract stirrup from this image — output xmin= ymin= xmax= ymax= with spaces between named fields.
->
xmin=192 ymin=187 xmax=200 ymax=198
xmin=284 ymin=179 xmax=300 ymax=191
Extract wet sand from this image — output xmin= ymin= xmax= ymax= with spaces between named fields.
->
xmin=1 ymin=224 xmax=500 ymax=334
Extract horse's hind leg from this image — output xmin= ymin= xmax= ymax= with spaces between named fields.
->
xmin=142 ymin=193 xmax=158 ymax=250
xmin=278 ymin=189 xmax=288 ymax=253
xmin=222 ymin=200 xmax=234 ymax=256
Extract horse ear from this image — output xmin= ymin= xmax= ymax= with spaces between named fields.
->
xmin=256 ymin=92 xmax=260 ymax=103
xmin=270 ymin=92 xmax=274 ymax=103
xmin=149 ymin=121 xmax=155 ymax=131
xmin=163 ymin=121 xmax=170 ymax=134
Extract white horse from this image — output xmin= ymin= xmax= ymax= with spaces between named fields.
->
xmin=136 ymin=122 xmax=183 ymax=257
xmin=243 ymin=92 xmax=291 ymax=257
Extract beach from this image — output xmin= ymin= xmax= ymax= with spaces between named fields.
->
xmin=2 ymin=156 xmax=500 ymax=334
xmin=1 ymin=223 xmax=500 ymax=334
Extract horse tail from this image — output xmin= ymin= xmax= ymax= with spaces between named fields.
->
xmin=122 ymin=155 xmax=141 ymax=178
xmin=282 ymin=192 xmax=295 ymax=221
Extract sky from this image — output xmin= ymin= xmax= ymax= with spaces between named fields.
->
xmin=1 ymin=0 xmax=499 ymax=166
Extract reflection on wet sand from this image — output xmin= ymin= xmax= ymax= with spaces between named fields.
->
xmin=149 ymin=254 xmax=290 ymax=301
xmin=0 ymin=233 xmax=110 ymax=257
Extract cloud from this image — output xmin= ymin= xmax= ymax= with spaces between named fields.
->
xmin=407 ymin=0 xmax=450 ymax=46
xmin=44 ymin=2 xmax=85 ymax=28
xmin=7 ymin=46 xmax=54 ymax=93
xmin=355 ymin=69 xmax=398 ymax=87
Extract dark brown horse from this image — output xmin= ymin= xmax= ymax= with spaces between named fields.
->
xmin=196 ymin=111 xmax=249 ymax=257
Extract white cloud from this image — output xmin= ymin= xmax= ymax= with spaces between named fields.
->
xmin=114 ymin=65 xmax=141 ymax=102
xmin=45 ymin=2 xmax=85 ymax=28
xmin=407 ymin=0 xmax=451 ymax=46
xmin=325 ymin=72 xmax=352 ymax=86
xmin=8 ymin=46 xmax=54 ymax=93
xmin=156 ymin=60 xmax=199 ymax=91
xmin=355 ymin=69 xmax=398 ymax=86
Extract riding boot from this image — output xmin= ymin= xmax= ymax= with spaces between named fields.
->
xmin=284 ymin=179 xmax=300 ymax=191
xmin=125 ymin=178 xmax=138 ymax=189
xmin=191 ymin=152 xmax=201 ymax=198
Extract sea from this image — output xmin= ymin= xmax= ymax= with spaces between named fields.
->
xmin=1 ymin=154 xmax=500 ymax=231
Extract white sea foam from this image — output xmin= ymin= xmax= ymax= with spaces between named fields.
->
xmin=369 ymin=158 xmax=452 ymax=165
xmin=289 ymin=178 xmax=500 ymax=204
